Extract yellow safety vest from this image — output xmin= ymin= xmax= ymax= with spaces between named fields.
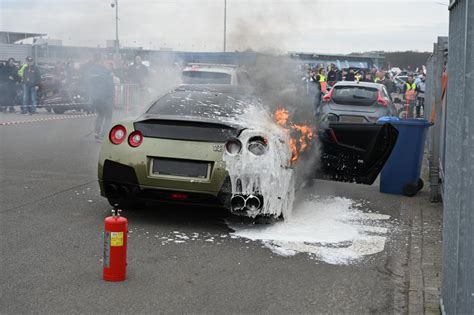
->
xmin=374 ymin=77 xmax=381 ymax=83
xmin=355 ymin=74 xmax=362 ymax=82
xmin=406 ymin=82 xmax=417 ymax=90
xmin=319 ymin=74 xmax=327 ymax=82
xmin=18 ymin=64 xmax=28 ymax=78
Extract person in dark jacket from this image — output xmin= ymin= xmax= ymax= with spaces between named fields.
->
xmin=20 ymin=57 xmax=41 ymax=114
xmin=327 ymin=66 xmax=338 ymax=86
xmin=127 ymin=55 xmax=148 ymax=87
xmin=0 ymin=58 xmax=20 ymax=113
xmin=87 ymin=54 xmax=115 ymax=140
xmin=383 ymin=73 xmax=396 ymax=95
xmin=345 ymin=69 xmax=355 ymax=81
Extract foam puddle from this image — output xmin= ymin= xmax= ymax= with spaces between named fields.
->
xmin=227 ymin=195 xmax=391 ymax=265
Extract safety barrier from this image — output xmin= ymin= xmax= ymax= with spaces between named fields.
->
xmin=114 ymin=83 xmax=145 ymax=115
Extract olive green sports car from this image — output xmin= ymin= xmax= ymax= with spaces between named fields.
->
xmin=98 ymin=84 xmax=283 ymax=215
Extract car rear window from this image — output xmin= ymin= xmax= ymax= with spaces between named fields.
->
xmin=146 ymin=90 xmax=257 ymax=119
xmin=332 ymin=86 xmax=378 ymax=106
xmin=182 ymin=71 xmax=232 ymax=84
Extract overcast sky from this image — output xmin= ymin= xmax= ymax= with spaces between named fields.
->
xmin=0 ymin=0 xmax=449 ymax=53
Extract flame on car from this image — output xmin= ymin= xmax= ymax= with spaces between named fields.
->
xmin=274 ymin=108 xmax=314 ymax=164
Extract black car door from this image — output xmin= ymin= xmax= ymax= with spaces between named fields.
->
xmin=316 ymin=122 xmax=399 ymax=184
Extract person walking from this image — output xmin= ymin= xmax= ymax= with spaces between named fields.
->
xmin=19 ymin=57 xmax=41 ymax=114
xmin=87 ymin=54 xmax=115 ymax=140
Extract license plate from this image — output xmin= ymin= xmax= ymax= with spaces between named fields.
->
xmin=339 ymin=115 xmax=367 ymax=123
xmin=152 ymin=158 xmax=209 ymax=179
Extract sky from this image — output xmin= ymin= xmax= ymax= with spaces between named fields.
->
xmin=0 ymin=0 xmax=449 ymax=54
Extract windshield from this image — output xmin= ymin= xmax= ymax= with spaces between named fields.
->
xmin=331 ymin=86 xmax=378 ymax=106
xmin=182 ymin=71 xmax=232 ymax=84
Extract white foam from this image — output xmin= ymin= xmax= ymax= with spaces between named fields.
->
xmin=227 ymin=195 xmax=390 ymax=264
xmin=223 ymin=106 xmax=295 ymax=218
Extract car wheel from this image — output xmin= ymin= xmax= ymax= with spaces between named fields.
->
xmin=107 ymin=198 xmax=145 ymax=211
xmin=52 ymin=107 xmax=66 ymax=114
xmin=254 ymin=214 xmax=283 ymax=224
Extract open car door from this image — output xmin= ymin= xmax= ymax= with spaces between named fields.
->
xmin=316 ymin=122 xmax=399 ymax=184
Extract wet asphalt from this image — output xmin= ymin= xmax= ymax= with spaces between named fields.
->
xmin=0 ymin=114 xmax=412 ymax=314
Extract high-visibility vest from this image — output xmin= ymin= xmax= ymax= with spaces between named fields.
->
xmin=319 ymin=74 xmax=327 ymax=92
xmin=355 ymin=74 xmax=362 ymax=82
xmin=406 ymin=82 xmax=417 ymax=90
xmin=374 ymin=77 xmax=381 ymax=83
xmin=18 ymin=64 xmax=28 ymax=78
xmin=405 ymin=82 xmax=417 ymax=101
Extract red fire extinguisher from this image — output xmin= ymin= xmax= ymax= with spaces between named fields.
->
xmin=103 ymin=209 xmax=128 ymax=282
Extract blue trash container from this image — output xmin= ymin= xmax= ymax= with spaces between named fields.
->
xmin=377 ymin=117 xmax=432 ymax=196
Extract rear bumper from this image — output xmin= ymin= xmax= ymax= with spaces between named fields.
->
xmin=99 ymin=159 xmax=232 ymax=208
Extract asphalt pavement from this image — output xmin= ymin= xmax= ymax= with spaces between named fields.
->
xmin=0 ymin=111 xmax=433 ymax=314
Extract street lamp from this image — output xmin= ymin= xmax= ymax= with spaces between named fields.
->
xmin=223 ymin=0 xmax=227 ymax=52
xmin=111 ymin=0 xmax=119 ymax=54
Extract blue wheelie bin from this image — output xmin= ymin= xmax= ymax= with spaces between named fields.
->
xmin=377 ymin=117 xmax=432 ymax=196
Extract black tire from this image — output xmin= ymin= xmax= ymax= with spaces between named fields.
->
xmin=403 ymin=182 xmax=419 ymax=197
xmin=46 ymin=106 xmax=52 ymax=113
xmin=52 ymin=106 xmax=66 ymax=114
xmin=254 ymin=214 xmax=283 ymax=224
xmin=418 ymin=178 xmax=424 ymax=191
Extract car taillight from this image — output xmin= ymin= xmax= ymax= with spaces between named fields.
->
xmin=109 ymin=125 xmax=127 ymax=145
xmin=128 ymin=131 xmax=143 ymax=147
xmin=322 ymin=88 xmax=334 ymax=102
xmin=377 ymin=91 xmax=389 ymax=106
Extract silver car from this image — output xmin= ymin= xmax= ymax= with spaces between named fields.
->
xmin=319 ymin=81 xmax=397 ymax=123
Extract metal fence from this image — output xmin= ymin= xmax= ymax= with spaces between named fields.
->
xmin=425 ymin=36 xmax=448 ymax=202
xmin=114 ymin=83 xmax=144 ymax=115
xmin=440 ymin=1 xmax=474 ymax=314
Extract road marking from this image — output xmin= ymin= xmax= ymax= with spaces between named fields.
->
xmin=0 ymin=113 xmax=96 ymax=126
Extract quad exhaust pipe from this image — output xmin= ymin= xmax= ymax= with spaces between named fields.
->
xmin=230 ymin=194 xmax=262 ymax=213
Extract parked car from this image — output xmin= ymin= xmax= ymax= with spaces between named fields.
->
xmin=318 ymin=81 xmax=397 ymax=123
xmin=181 ymin=63 xmax=251 ymax=85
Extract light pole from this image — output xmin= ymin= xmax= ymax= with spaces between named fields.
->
xmin=111 ymin=0 xmax=119 ymax=54
xmin=223 ymin=0 xmax=227 ymax=52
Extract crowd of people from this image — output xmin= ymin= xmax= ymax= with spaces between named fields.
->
xmin=300 ymin=64 xmax=426 ymax=118
xmin=0 ymin=54 xmax=156 ymax=139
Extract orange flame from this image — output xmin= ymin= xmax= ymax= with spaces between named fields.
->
xmin=274 ymin=108 xmax=314 ymax=164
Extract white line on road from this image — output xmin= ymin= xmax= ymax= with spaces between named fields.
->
xmin=0 ymin=113 xmax=96 ymax=126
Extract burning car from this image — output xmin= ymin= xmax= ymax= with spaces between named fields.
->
xmin=98 ymin=84 xmax=303 ymax=219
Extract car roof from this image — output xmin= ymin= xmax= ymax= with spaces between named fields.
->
xmin=333 ymin=81 xmax=384 ymax=89
xmin=173 ymin=84 xmax=254 ymax=95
